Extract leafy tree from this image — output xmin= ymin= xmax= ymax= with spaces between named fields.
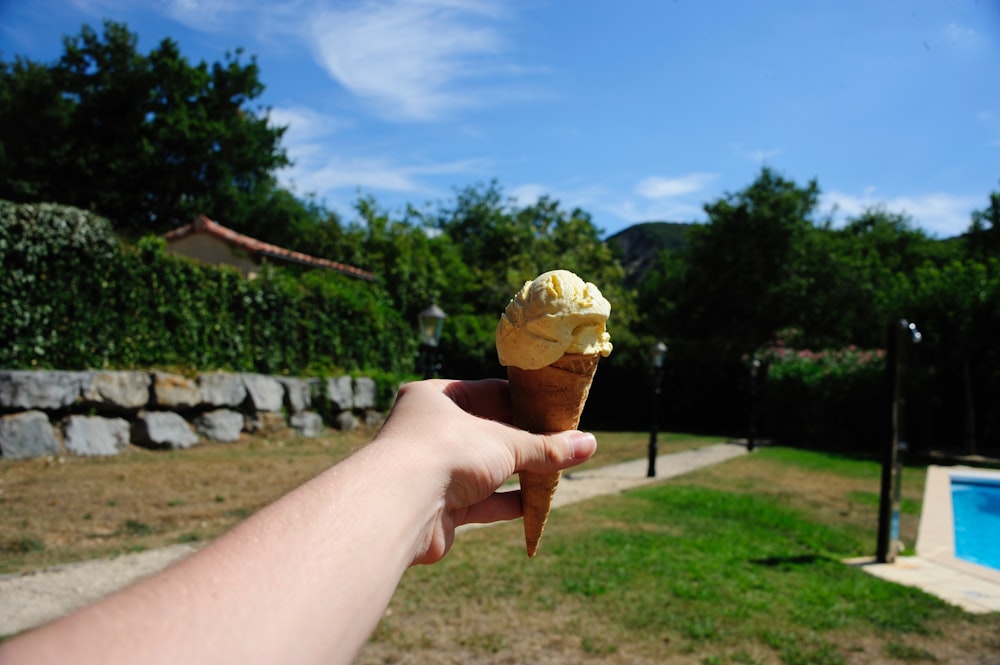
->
xmin=423 ymin=182 xmax=633 ymax=375
xmin=966 ymin=191 xmax=1000 ymax=258
xmin=0 ymin=57 xmax=74 ymax=202
xmin=0 ymin=21 xmax=289 ymax=236
xmin=640 ymin=167 xmax=821 ymax=358
xmin=352 ymin=196 xmax=472 ymax=322
xmin=431 ymin=182 xmax=627 ymax=317
xmin=791 ymin=207 xmax=957 ymax=348
xmin=891 ymin=258 xmax=1000 ymax=454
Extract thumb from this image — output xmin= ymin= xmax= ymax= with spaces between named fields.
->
xmin=514 ymin=430 xmax=597 ymax=475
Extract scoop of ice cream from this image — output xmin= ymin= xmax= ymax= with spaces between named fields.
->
xmin=496 ymin=269 xmax=612 ymax=370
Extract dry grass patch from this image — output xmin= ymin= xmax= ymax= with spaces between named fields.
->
xmin=0 ymin=429 xmax=721 ymax=573
xmin=0 ymin=427 xmax=371 ymax=573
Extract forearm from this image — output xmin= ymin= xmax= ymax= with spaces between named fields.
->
xmin=2 ymin=440 xmax=436 ymax=665
xmin=0 ymin=379 xmax=595 ymax=665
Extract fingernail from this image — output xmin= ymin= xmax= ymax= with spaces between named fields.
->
xmin=569 ymin=432 xmax=597 ymax=460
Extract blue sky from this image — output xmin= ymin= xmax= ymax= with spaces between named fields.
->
xmin=2 ymin=0 xmax=998 ymax=238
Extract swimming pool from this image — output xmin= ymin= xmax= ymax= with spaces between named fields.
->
xmin=916 ymin=466 xmax=1000 ymax=581
xmin=951 ymin=472 xmax=1000 ymax=571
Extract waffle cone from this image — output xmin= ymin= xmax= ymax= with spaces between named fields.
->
xmin=507 ymin=353 xmax=600 ymax=556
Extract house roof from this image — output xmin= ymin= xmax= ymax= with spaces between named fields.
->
xmin=164 ymin=215 xmax=378 ymax=282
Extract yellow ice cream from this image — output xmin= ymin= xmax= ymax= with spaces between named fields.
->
xmin=496 ymin=269 xmax=612 ymax=370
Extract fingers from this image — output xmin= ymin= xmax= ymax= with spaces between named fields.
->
xmin=459 ymin=490 xmax=523 ymax=525
xmin=433 ymin=378 xmax=598 ymax=473
xmin=442 ymin=378 xmax=513 ymax=424
xmin=513 ymin=430 xmax=597 ymax=475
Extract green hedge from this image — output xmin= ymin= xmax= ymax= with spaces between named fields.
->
xmin=757 ymin=345 xmax=886 ymax=451
xmin=0 ymin=200 xmax=414 ymax=376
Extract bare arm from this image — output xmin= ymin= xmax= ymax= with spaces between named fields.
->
xmin=0 ymin=379 xmax=597 ymax=665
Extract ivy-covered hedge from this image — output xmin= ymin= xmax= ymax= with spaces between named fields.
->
xmin=756 ymin=343 xmax=887 ymax=451
xmin=0 ymin=200 xmax=414 ymax=375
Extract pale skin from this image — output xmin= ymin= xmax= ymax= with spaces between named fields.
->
xmin=0 ymin=379 xmax=597 ymax=665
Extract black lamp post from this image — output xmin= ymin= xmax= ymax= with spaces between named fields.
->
xmin=417 ymin=303 xmax=447 ymax=379
xmin=876 ymin=319 xmax=922 ymax=564
xmin=647 ymin=341 xmax=668 ymax=478
xmin=748 ymin=355 xmax=762 ymax=451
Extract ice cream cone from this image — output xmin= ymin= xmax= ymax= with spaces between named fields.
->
xmin=507 ymin=353 xmax=600 ymax=556
xmin=495 ymin=269 xmax=612 ymax=556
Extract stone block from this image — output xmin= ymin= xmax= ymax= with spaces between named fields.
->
xmin=326 ymin=376 xmax=354 ymax=412
xmin=63 ymin=415 xmax=130 ymax=456
xmin=363 ymin=410 xmax=387 ymax=428
xmin=353 ymin=376 xmax=376 ymax=410
xmin=242 ymin=374 xmax=284 ymax=412
xmin=279 ymin=377 xmax=311 ymax=414
xmin=153 ymin=372 xmax=200 ymax=410
xmin=249 ymin=411 xmax=286 ymax=435
xmin=289 ymin=411 xmax=323 ymax=437
xmin=195 ymin=409 xmax=244 ymax=442
xmin=334 ymin=411 xmax=359 ymax=431
xmin=198 ymin=372 xmax=247 ymax=408
xmin=0 ymin=411 xmax=61 ymax=459
xmin=132 ymin=411 xmax=198 ymax=449
xmin=0 ymin=370 xmax=88 ymax=410
xmin=81 ymin=371 xmax=151 ymax=411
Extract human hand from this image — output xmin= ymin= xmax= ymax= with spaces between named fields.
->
xmin=372 ymin=379 xmax=597 ymax=565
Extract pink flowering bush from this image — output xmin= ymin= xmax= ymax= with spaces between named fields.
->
xmin=753 ymin=329 xmax=887 ymax=449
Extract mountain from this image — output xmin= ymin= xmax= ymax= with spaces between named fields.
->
xmin=606 ymin=221 xmax=695 ymax=289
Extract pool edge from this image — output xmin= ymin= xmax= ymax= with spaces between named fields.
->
xmin=916 ymin=465 xmax=1000 ymax=586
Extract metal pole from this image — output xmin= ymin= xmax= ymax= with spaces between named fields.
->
xmin=647 ymin=362 xmax=663 ymax=477
xmin=748 ymin=357 xmax=761 ymax=452
xmin=876 ymin=320 xmax=900 ymax=563
xmin=421 ymin=343 xmax=440 ymax=379
xmin=877 ymin=319 xmax=920 ymax=563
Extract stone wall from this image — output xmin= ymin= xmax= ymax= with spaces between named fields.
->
xmin=0 ymin=370 xmax=387 ymax=460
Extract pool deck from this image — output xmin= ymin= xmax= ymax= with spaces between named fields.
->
xmin=847 ymin=464 xmax=1000 ymax=614
xmin=848 ymin=555 xmax=1000 ymax=614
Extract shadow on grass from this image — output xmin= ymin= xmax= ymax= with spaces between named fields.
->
xmin=750 ymin=553 xmax=826 ymax=568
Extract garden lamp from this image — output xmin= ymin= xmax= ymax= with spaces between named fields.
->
xmin=417 ymin=303 xmax=447 ymax=348
xmin=417 ymin=303 xmax=447 ymax=378
xmin=647 ymin=341 xmax=668 ymax=477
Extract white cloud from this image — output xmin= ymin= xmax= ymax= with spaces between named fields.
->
xmin=305 ymin=0 xmax=516 ymax=120
xmin=731 ymin=142 xmax=782 ymax=164
xmin=945 ymin=22 xmax=979 ymax=45
xmin=281 ymin=156 xmax=421 ymax=196
xmin=269 ymin=106 xmax=349 ymax=142
xmin=822 ymin=189 xmax=979 ymax=237
xmin=635 ymin=173 xmax=718 ymax=199
xmin=143 ymin=0 xmax=540 ymax=120
xmin=279 ymin=153 xmax=487 ymax=200
xmin=606 ymin=198 xmax=706 ymax=225
xmin=508 ymin=183 xmax=549 ymax=207
xmin=163 ymin=0 xmax=228 ymax=28
xmin=748 ymin=148 xmax=782 ymax=163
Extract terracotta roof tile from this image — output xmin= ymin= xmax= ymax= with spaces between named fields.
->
xmin=164 ymin=215 xmax=378 ymax=282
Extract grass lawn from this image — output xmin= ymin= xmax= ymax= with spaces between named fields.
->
xmin=1 ymin=431 xmax=997 ymax=663
xmin=362 ymin=447 xmax=999 ymax=665
xmin=0 ymin=429 xmax=710 ymax=574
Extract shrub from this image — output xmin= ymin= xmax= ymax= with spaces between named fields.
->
xmin=0 ymin=200 xmax=414 ymax=377
xmin=755 ymin=331 xmax=887 ymax=451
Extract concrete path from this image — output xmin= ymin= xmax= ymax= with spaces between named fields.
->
xmin=0 ymin=443 xmax=748 ymax=637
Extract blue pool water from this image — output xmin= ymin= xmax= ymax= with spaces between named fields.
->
xmin=951 ymin=473 xmax=1000 ymax=571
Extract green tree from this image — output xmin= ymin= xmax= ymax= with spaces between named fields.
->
xmin=792 ymin=207 xmax=955 ymax=348
xmin=966 ymin=191 xmax=1000 ymax=258
xmin=892 ymin=258 xmax=1000 ymax=454
xmin=641 ymin=167 xmax=820 ymax=358
xmin=0 ymin=21 xmax=289 ymax=236
xmin=431 ymin=182 xmax=626 ymax=317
